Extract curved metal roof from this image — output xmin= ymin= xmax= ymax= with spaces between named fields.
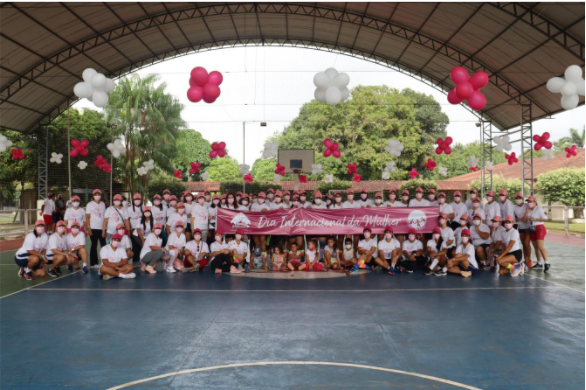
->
xmin=1 ymin=2 xmax=584 ymax=134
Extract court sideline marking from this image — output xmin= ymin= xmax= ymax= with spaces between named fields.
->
xmin=0 ymin=269 xmax=80 ymax=300
xmin=107 ymin=361 xmax=482 ymax=389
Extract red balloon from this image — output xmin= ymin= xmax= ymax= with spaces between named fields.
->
xmin=71 ymin=139 xmax=79 ymax=147
xmin=80 ymin=148 xmax=88 ymax=157
xmin=467 ymin=91 xmax=486 ymax=111
xmin=190 ymin=67 xmax=209 ymax=87
xmin=469 ymin=71 xmax=489 ymax=90
xmin=203 ymin=83 xmax=221 ymax=100
xmin=444 ymin=146 xmax=452 ymax=155
xmin=435 ymin=147 xmax=442 ymax=155
xmin=456 ymin=81 xmax=474 ymax=99
xmin=219 ymin=142 xmax=226 ymax=149
xmin=70 ymin=149 xmax=78 ymax=158
xmin=209 ymin=150 xmax=218 ymax=158
xmin=445 ymin=136 xmax=453 ymax=144
xmin=76 ymin=144 xmax=84 ymax=152
xmin=333 ymin=150 xmax=341 ymax=158
xmin=187 ymin=86 xmax=203 ymax=102
xmin=331 ymin=142 xmax=339 ymax=150
xmin=218 ymin=149 xmax=226 ymax=157
xmin=450 ymin=66 xmax=469 ymax=84
xmin=80 ymin=139 xmax=89 ymax=147
xmin=202 ymin=94 xmax=216 ymax=104
xmin=323 ymin=149 xmax=332 ymax=157
xmin=447 ymin=88 xmax=463 ymax=104
xmin=211 ymin=142 xmax=219 ymax=150
xmin=208 ymin=71 xmax=223 ymax=86
xmin=323 ymin=139 xmax=333 ymax=148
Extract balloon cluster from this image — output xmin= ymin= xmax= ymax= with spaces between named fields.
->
xmin=468 ymin=155 xmax=479 ymax=171
xmin=244 ymin=173 xmax=253 ymax=183
xmin=77 ymin=161 xmax=88 ymax=170
xmin=323 ymin=139 xmax=341 ymax=158
xmin=352 ymin=173 xmax=361 ymax=183
xmin=493 ymin=135 xmax=512 ymax=152
xmin=273 ymin=173 xmax=282 ymax=183
xmin=385 ymin=139 xmax=404 ymax=157
xmin=408 ymin=168 xmax=419 ymax=180
xmin=239 ymin=164 xmax=250 ymax=175
xmin=533 ymin=132 xmax=552 ymax=151
xmin=189 ymin=162 xmax=201 ymax=174
xmin=94 ymin=155 xmax=111 ymax=172
xmin=382 ymin=171 xmax=390 ymax=180
xmin=438 ymin=166 xmax=448 ymax=176
xmin=0 ymin=134 xmax=13 ymax=152
xmin=73 ymin=68 xmax=116 ymax=108
xmin=546 ymin=65 xmax=585 ymax=110
xmin=10 ymin=148 xmax=24 ymax=160
xmin=299 ymin=175 xmax=308 ymax=183
xmin=187 ymin=67 xmax=223 ymax=103
xmin=50 ymin=152 xmax=63 ymax=164
xmin=541 ymin=149 xmax=554 ymax=161
xmin=275 ymin=163 xmax=286 ymax=176
xmin=137 ymin=159 xmax=154 ymax=176
xmin=447 ymin=67 xmax=488 ymax=111
xmin=173 ymin=170 xmax=183 ymax=179
xmin=209 ymin=142 xmax=226 ymax=158
xmin=263 ymin=141 xmax=279 ymax=158
xmin=70 ymin=139 xmax=89 ymax=158
xmin=311 ymin=164 xmax=322 ymax=175
xmin=347 ymin=163 xmax=358 ymax=174
xmin=435 ymin=137 xmax=453 ymax=155
xmin=424 ymin=158 xmax=436 ymax=171
xmin=201 ymin=171 xmax=210 ymax=181
xmin=384 ymin=162 xmax=396 ymax=173
xmin=565 ymin=145 xmax=578 ymax=158
xmin=505 ymin=152 xmax=519 ymax=165
xmin=313 ymin=68 xmax=350 ymax=105
xmin=469 ymin=166 xmax=478 ymax=172
xmin=107 ymin=138 xmax=126 ymax=158
xmin=324 ymin=174 xmax=334 ymax=184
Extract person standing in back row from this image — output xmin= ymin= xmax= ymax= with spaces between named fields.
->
xmin=85 ymin=189 xmax=106 ymax=269
xmin=41 ymin=193 xmax=56 ymax=234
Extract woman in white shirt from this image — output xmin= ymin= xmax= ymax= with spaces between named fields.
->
xmin=237 ymin=194 xmax=250 ymax=211
xmin=166 ymin=221 xmax=186 ymax=273
xmin=140 ymin=223 xmax=170 ymax=274
xmin=66 ymin=221 xmax=88 ymax=273
xmin=64 ymin=195 xmax=86 ymax=233
xmin=99 ymin=234 xmax=136 ymax=280
xmin=191 ymin=194 xmax=210 ymax=242
xmin=166 ymin=202 xmax=188 ymax=236
xmin=523 ymin=195 xmax=549 ymax=272
xmin=450 ymin=191 xmax=469 ymax=231
xmin=424 ymin=227 xmax=449 ymax=276
xmin=102 ymin=194 xmax=130 ymax=243
xmin=85 ymin=189 xmax=106 ymax=268
xmin=115 ymin=223 xmax=134 ymax=262
xmin=496 ymin=215 xmax=525 ymax=276
xmin=447 ymin=229 xmax=477 ymax=278
xmin=376 ymin=227 xmax=402 ymax=274
xmin=468 ymin=197 xmax=486 ymax=223
xmin=207 ymin=194 xmax=220 ymax=246
xmin=470 ymin=213 xmax=491 ymax=269
xmin=15 ymin=220 xmax=49 ymax=280
xmin=45 ymin=221 xmax=73 ymax=277
xmin=151 ymin=194 xmax=168 ymax=246
xmin=408 ymin=187 xmax=431 ymax=207
xmin=513 ymin=192 xmax=532 ymax=267
xmin=209 ymin=229 xmax=236 ymax=274
xmin=183 ymin=226 xmax=209 ymax=272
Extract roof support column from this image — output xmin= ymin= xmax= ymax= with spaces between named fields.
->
xmin=520 ymin=104 xmax=534 ymax=197
xmin=480 ymin=121 xmax=493 ymax=198
xmin=37 ymin=126 xmax=48 ymax=200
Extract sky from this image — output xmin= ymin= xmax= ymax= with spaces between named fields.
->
xmin=74 ymin=46 xmax=585 ymax=165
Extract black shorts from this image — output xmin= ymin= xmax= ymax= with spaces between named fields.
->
xmin=507 ymin=249 xmax=523 ymax=261
xmin=185 ymin=223 xmax=192 ymax=233
xmin=477 ymin=244 xmax=490 ymax=253
xmin=366 ymin=258 xmax=377 ymax=267
xmin=518 ymin=228 xmax=528 ymax=234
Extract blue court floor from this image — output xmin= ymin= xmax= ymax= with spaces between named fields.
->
xmin=1 ymin=240 xmax=584 ymax=389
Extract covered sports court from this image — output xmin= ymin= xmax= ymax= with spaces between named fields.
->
xmin=0 ymin=2 xmax=584 ymax=389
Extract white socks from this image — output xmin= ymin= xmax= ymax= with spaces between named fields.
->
xmin=25 ymin=267 xmax=31 ymax=273
xmin=83 ymin=263 xmax=87 ymax=267
xmin=119 ymin=273 xmax=128 ymax=278
xmin=429 ymin=259 xmax=439 ymax=271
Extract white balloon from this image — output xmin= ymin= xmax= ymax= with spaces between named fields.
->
xmin=87 ymin=94 xmax=93 ymax=102
xmin=106 ymin=143 xmax=114 ymax=151
xmin=333 ymin=73 xmax=350 ymax=88
xmin=82 ymin=68 xmax=97 ymax=83
xmin=560 ymin=81 xmax=577 ymax=97
xmin=325 ymin=86 xmax=342 ymax=105
xmin=561 ymin=94 xmax=579 ymax=110
xmin=324 ymin=67 xmax=338 ymax=80
xmin=546 ymin=77 xmax=566 ymax=93
xmin=576 ymin=79 xmax=585 ymax=96
xmin=104 ymin=78 xmax=116 ymax=93
xmin=313 ymin=72 xmax=331 ymax=88
xmin=314 ymin=87 xmax=327 ymax=102
xmin=112 ymin=150 xmax=120 ymax=158
xmin=73 ymin=82 xmax=93 ymax=99
xmin=564 ymin=65 xmax=583 ymax=82
xmin=91 ymin=73 xmax=107 ymax=90
xmin=92 ymin=91 xmax=108 ymax=108
xmin=340 ymin=87 xmax=350 ymax=101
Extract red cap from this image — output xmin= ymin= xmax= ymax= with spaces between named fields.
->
xmin=116 ymin=223 xmax=125 ymax=230
xmin=432 ymin=227 xmax=441 ymax=234
xmin=220 ymin=194 xmax=226 ymax=199
xmin=363 ymin=226 xmax=372 ymax=232
xmin=333 ymin=191 xmax=342 ymax=197
xmin=241 ymin=193 xmax=249 ymax=199
xmin=313 ymin=191 xmax=322 ymax=198
xmin=454 ymin=191 xmax=462 ymax=196
xmin=469 ymin=188 xmax=478 ymax=194
xmin=235 ymin=228 xmax=245 ymax=235
xmin=346 ymin=188 xmax=354 ymax=194
xmin=213 ymin=194 xmax=220 ymax=200
xmin=360 ymin=188 xmax=368 ymax=194
xmin=492 ymin=216 xmax=502 ymax=222
xmin=204 ymin=190 xmax=210 ymax=194
xmin=416 ymin=187 xmax=423 ymax=193
xmin=56 ymin=220 xmax=67 ymax=227
xmin=283 ymin=191 xmax=291 ymax=196
xmin=375 ymin=192 xmax=383 ymax=198
xmin=154 ymin=223 xmax=163 ymax=229
xmin=515 ymin=192 xmax=523 ymax=199
xmin=275 ymin=190 xmax=283 ymax=197
xmin=527 ymin=195 xmax=537 ymax=202
xmin=170 ymin=195 xmax=178 ymax=201
xmin=70 ymin=221 xmax=81 ymax=228
xmin=428 ymin=188 xmax=436 ymax=194
xmin=71 ymin=195 xmax=80 ymax=201
xmin=113 ymin=194 xmax=123 ymax=201
xmin=461 ymin=229 xmax=471 ymax=236
xmin=215 ymin=228 xmax=223 ymax=235
xmin=408 ymin=228 xmax=417 ymax=235
xmin=460 ymin=214 xmax=469 ymax=221
xmin=192 ymin=227 xmax=201 ymax=233
xmin=438 ymin=192 xmax=446 ymax=197
xmin=292 ymin=194 xmax=299 ymax=200
xmin=486 ymin=190 xmax=495 ymax=197
xmin=389 ymin=188 xmax=397 ymax=194
xmin=384 ymin=226 xmax=394 ymax=233
xmin=133 ymin=193 xmax=142 ymax=200
xmin=258 ymin=192 xmax=266 ymax=198
xmin=92 ymin=189 xmax=102 ymax=195
xmin=267 ymin=188 xmax=275 ymax=193
xmin=111 ymin=234 xmax=122 ymax=241
xmin=143 ymin=206 xmax=151 ymax=212
xmin=327 ymin=194 xmax=334 ymax=199
xmin=472 ymin=197 xmax=481 ymax=203
xmin=34 ymin=219 xmax=45 ymax=227
xmin=473 ymin=213 xmax=483 ymax=219
xmin=402 ymin=189 xmax=409 ymax=196
xmin=504 ymin=215 xmax=515 ymax=222
xmin=177 ymin=202 xmax=185 ymax=208
xmin=499 ymin=189 xmax=507 ymax=196
xmin=163 ymin=189 xmax=171 ymax=194
xmin=195 ymin=193 xmax=204 ymax=199
xmin=236 ymin=191 xmax=242 ymax=196
xmin=153 ymin=194 xmax=162 ymax=200
xmin=439 ymin=213 xmax=448 ymax=219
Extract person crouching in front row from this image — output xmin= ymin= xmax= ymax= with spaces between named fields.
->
xmin=139 ymin=223 xmax=170 ymax=274
xmin=446 ymin=229 xmax=478 ymax=278
xmin=183 ymin=227 xmax=209 ymax=273
xmin=99 ymin=233 xmax=136 ymax=280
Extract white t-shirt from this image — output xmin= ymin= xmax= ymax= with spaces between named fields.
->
xmin=450 ymin=202 xmax=469 ymax=221
xmin=342 ymin=200 xmax=360 ymax=209
xmin=183 ymin=202 xmax=195 ymax=218
xmin=133 ymin=220 xmax=153 ymax=237
xmin=86 ymin=201 xmax=106 ymax=230
xmin=513 ymin=204 xmax=530 ymax=229
xmin=64 ymin=207 xmax=86 ymax=229
xmin=43 ymin=198 xmax=55 ymax=215
xmin=228 ymin=240 xmax=248 ymax=255
xmin=428 ymin=200 xmax=439 ymax=206
xmin=190 ymin=203 xmax=209 ymax=230
xmin=456 ymin=243 xmax=478 ymax=269
xmin=309 ymin=202 xmax=328 ymax=209
xmin=470 ymin=223 xmax=491 ymax=246
xmin=120 ymin=235 xmax=132 ymax=251
xmin=384 ymin=200 xmax=405 ymax=208
xmin=409 ymin=199 xmax=430 ymax=207
xmin=358 ymin=239 xmax=377 ymax=254
xmin=16 ymin=232 xmax=48 ymax=256
xmin=306 ymin=248 xmax=318 ymax=262
xmin=297 ymin=202 xmax=311 ymax=209
xmin=126 ymin=205 xmax=143 ymax=229
xmin=498 ymin=199 xmax=515 ymax=220
xmin=357 ymin=198 xmax=374 ymax=208
xmin=46 ymin=234 xmax=67 ymax=257
xmin=324 ymin=244 xmax=337 ymax=259
xmin=237 ymin=205 xmax=250 ymax=211
xmin=210 ymin=241 xmax=228 ymax=260
xmin=440 ymin=226 xmax=455 ymax=248
xmin=427 ymin=239 xmax=449 ymax=253
xmin=104 ymin=206 xmax=128 ymax=234
xmin=453 ymin=226 xmax=465 ymax=247
xmin=439 ymin=203 xmax=454 ymax=217
xmin=491 ymin=226 xmax=506 ymax=244
xmin=208 ymin=206 xmax=218 ymax=229
xmin=331 ymin=203 xmax=344 ymax=209
xmin=185 ymin=240 xmax=209 ymax=258
xmin=66 ymin=232 xmax=85 ymax=250
xmin=528 ymin=206 xmax=547 ymax=226
xmin=167 ymin=233 xmax=187 ymax=250
xmin=166 ymin=213 xmax=187 ymax=230
xmin=270 ymin=202 xmax=289 ymax=210
xmin=151 ymin=205 xmax=167 ymax=225
xmin=100 ymin=244 xmax=127 ymax=265
xmin=166 ymin=207 xmax=177 ymax=219
xmin=378 ymin=238 xmax=401 ymax=259
xmin=402 ymin=239 xmax=423 ymax=254
xmin=468 ymin=208 xmax=486 ymax=221
xmin=502 ymin=228 xmax=521 ymax=252
xmin=342 ymin=247 xmax=354 ymax=261
xmin=250 ymin=202 xmax=269 ymax=212
xmin=484 ymin=202 xmax=501 ymax=221
xmin=140 ymin=232 xmax=162 ymax=258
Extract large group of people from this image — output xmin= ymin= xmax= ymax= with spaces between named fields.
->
xmin=15 ymin=186 xmax=550 ymax=281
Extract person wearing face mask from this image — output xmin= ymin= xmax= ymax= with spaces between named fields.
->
xmin=228 ymin=228 xmax=247 ymax=272
xmin=512 ymin=192 xmax=532 ymax=268
xmin=497 ymin=189 xmax=514 ymax=222
xmin=400 ymin=189 xmax=410 ymax=206
xmin=338 ymin=238 xmax=357 ymax=270
xmin=15 ymin=220 xmax=49 ymax=280
xmin=166 ymin=202 xmax=188 ymax=237
xmin=449 ymin=191 xmax=468 ymax=231
xmin=140 ymin=223 xmax=170 ymax=274
xmin=209 ymin=229 xmax=235 ymax=273
xmin=224 ymin=193 xmax=236 ymax=209
xmin=269 ymin=190 xmax=288 ymax=210
xmin=357 ymin=189 xmax=374 ymax=208
xmin=342 ymin=189 xmax=361 ymax=251
xmin=162 ymin=189 xmax=172 ymax=207
xmin=151 ymin=194 xmax=168 ymax=245
xmin=235 ymin=191 xmax=243 ymax=205
xmin=384 ymin=189 xmax=404 ymax=208
xmin=204 ymin=191 xmax=212 ymax=208
xmin=488 ymin=216 xmax=506 ymax=270
xmin=453 ymin=214 xmax=469 ymax=247
xmin=524 ymin=195 xmax=549 ymax=272
xmin=484 ymin=190 xmax=501 ymax=232
xmin=371 ymin=192 xmax=384 ymax=209
xmin=99 ymin=234 xmax=136 ymax=280
xmin=85 ymin=189 xmax=107 ymax=269
xmin=237 ymin=194 xmax=250 ymax=211
xmin=103 ymin=194 xmax=130 ymax=244
xmin=437 ymin=192 xmax=454 ymax=222
xmin=304 ymin=240 xmax=324 ymax=271
xmin=65 ymin=221 xmax=88 ymax=273
xmin=447 ymin=229 xmax=477 ymax=278
xmin=115 ymin=223 xmax=134 ymax=262
xmin=427 ymin=188 xmax=438 ymax=206
xmin=64 ymin=195 xmax=86 ymax=233
xmin=251 ymin=192 xmax=270 ymax=264
xmin=326 ymin=194 xmax=334 ymax=208
xmin=266 ymin=188 xmax=275 ymax=206
xmin=424 ymin=227 xmax=449 ymax=276
xmin=41 ymin=192 xmax=56 ymax=234
xmin=158 ymin=220 xmax=182 ymax=272
xmin=182 ymin=192 xmax=195 ymax=241
xmin=207 ymin=194 xmax=221 ymax=246
xmin=437 ymin=213 xmax=456 ymax=258
xmin=127 ymin=193 xmax=144 ymax=263
xmin=376 ymin=227 xmax=402 ymax=275
xmin=349 ymin=227 xmax=378 ymax=273
xmin=309 ymin=191 xmax=327 ymax=209
xmin=331 ymin=192 xmax=344 ymax=209
xmin=220 ymin=194 xmax=227 ymax=208
xmin=287 ymin=242 xmax=306 ymax=271
xmin=184 ymin=226 xmax=210 ymax=273
xmin=469 ymin=213 xmax=491 ymax=269
xmin=191 ymin=194 xmax=209 ymax=243
xmin=465 ymin=188 xmax=479 ymax=210
xmin=400 ymin=229 xmax=425 ymax=274
xmin=134 ymin=206 xmax=155 ymax=260
xmin=409 ymin=187 xmax=431 ymax=207
xmin=467 ymin=196 xmax=486 ymax=223
xmin=282 ymin=191 xmax=292 ymax=208
xmin=166 ymin=195 xmax=179 ymax=219
xmin=496 ymin=216 xmax=525 ymax=276
xmin=297 ymin=190 xmax=310 ymax=208
xmin=44 ymin=221 xmax=72 ymax=277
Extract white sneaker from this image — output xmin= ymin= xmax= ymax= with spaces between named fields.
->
xmin=90 ymin=265 xmax=100 ymax=269
xmin=194 ymin=263 xmax=201 ymax=271
xmin=510 ymin=264 xmax=522 ymax=277
xmin=230 ymin=266 xmax=241 ymax=274
xmin=124 ymin=273 xmax=136 ymax=279
xmin=166 ymin=266 xmax=177 ymax=273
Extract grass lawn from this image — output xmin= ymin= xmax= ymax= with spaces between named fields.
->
xmin=544 ymin=221 xmax=585 ymax=234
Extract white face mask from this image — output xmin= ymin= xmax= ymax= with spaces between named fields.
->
xmin=111 ymin=241 xmax=120 ymax=248
xmin=299 ymin=196 xmax=306 ymax=202
xmin=284 ymin=196 xmax=291 ymax=201
xmin=185 ymin=196 xmax=193 ymax=202
xmin=492 ymin=222 xmax=500 ymax=228
xmin=462 ymin=237 xmax=469 ymax=244
xmin=385 ymin=233 xmax=393 ymax=240
xmin=36 ymin=227 xmax=45 ymax=234
xmin=416 ymin=193 xmax=423 ymax=199
xmin=433 ymin=233 xmax=440 ymax=240
xmin=469 ymin=193 xmax=475 ymax=197
xmin=71 ymin=228 xmax=80 ymax=234
xmin=315 ymin=199 xmax=322 ymax=205
xmin=439 ymin=219 xmax=446 ymax=225
xmin=363 ymin=232 xmax=371 ymax=239
xmin=293 ymin=201 xmax=299 ymax=206
xmin=72 ymin=202 xmax=80 ymax=207
xmin=117 ymin=229 xmax=125 ymax=235
xmin=473 ymin=202 xmax=480 ymax=208
xmin=326 ymin=199 xmax=332 ymax=205
xmin=345 ymin=245 xmax=352 ymax=250
xmin=178 ymin=208 xmax=185 ymax=214
xmin=154 ymin=229 xmax=162 ymax=235
xmin=408 ymin=234 xmax=416 ymax=241
xmin=402 ymin=196 xmax=409 ymax=201
xmin=194 ymin=234 xmax=202 ymax=241
xmin=428 ymin=194 xmax=435 ymax=200
xmin=347 ymin=195 xmax=354 ymax=200
xmin=114 ymin=200 xmax=121 ymax=206
xmin=198 ymin=199 xmax=205 ymax=205
xmin=454 ymin=196 xmax=461 ymax=202
xmin=205 ymin=195 xmax=210 ymax=200
xmin=258 ymin=198 xmax=265 ymax=204
xmin=335 ymin=197 xmax=342 ymax=203
xmin=242 ymin=201 xmax=249 ymax=206
xmin=473 ymin=220 xmax=481 ymax=226
xmin=134 ymin=200 xmax=142 ymax=206
xmin=215 ymin=235 xmax=222 ymax=242
xmin=516 ymin=199 xmax=523 ymax=205
xmin=438 ymin=198 xmax=445 ymax=204
xmin=170 ymin=201 xmax=177 ymax=207
xmin=499 ymin=196 xmax=506 ymax=202
xmin=505 ymin=222 xmax=514 ymax=230
xmin=375 ymin=198 xmax=382 ymax=204
xmin=267 ymin=194 xmax=274 ymax=199
xmin=528 ymin=202 xmax=535 ymax=208
xmin=57 ymin=227 xmax=66 ymax=234
xmin=360 ymin=194 xmax=368 ymax=200
xmin=213 ymin=200 xmax=220 ymax=205
xmin=93 ymin=195 xmax=101 ymax=201
xmin=154 ymin=200 xmax=161 ymax=205
xmin=235 ymin=234 xmax=242 ymax=240
xmin=163 ymin=194 xmax=170 ymax=200
xmin=487 ymin=196 xmax=493 ymax=202
xmin=389 ymin=195 xmax=396 ymax=200
xmin=176 ymin=227 xmax=184 ymax=234
xmin=275 ymin=197 xmax=282 ymax=203
xmin=144 ymin=212 xmax=151 ymax=218
xmin=460 ymin=220 xmax=467 ymax=226
xmin=228 ymin=198 xmax=234 ymax=204
xmin=236 ymin=196 xmax=241 ymax=202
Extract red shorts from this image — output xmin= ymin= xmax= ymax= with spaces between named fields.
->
xmin=184 ymin=257 xmax=208 ymax=268
xmin=43 ymin=214 xmax=53 ymax=225
xmin=307 ymin=262 xmax=324 ymax=271
xmin=289 ymin=260 xmax=302 ymax=269
xmin=530 ymin=225 xmax=547 ymax=241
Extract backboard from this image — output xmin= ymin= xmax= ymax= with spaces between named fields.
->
xmin=278 ymin=149 xmax=314 ymax=174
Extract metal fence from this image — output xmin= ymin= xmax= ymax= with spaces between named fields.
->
xmin=0 ymin=209 xmax=41 ymax=240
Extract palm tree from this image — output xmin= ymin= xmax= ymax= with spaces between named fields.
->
xmin=569 ymin=126 xmax=585 ymax=148
xmin=105 ymin=74 xmax=185 ymax=194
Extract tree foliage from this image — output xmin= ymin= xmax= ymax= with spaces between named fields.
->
xmin=172 ymin=129 xmax=212 ymax=181
xmin=399 ymin=179 xmax=438 ymax=196
xmin=219 ymin=181 xmax=282 ymax=195
xmin=145 ymin=172 xmax=187 ymax=198
xmin=250 ymin=158 xmax=295 ymax=181
xmin=430 ymin=141 xmax=507 ymax=179
xmin=553 ymin=126 xmax=585 ymax=153
xmin=537 ymin=168 xmax=585 ymax=206
xmin=207 ymin=157 xmax=241 ymax=182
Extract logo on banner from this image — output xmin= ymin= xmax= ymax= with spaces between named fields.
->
xmin=231 ymin=212 xmax=251 ymax=229
xmin=407 ymin=210 xmax=427 ymax=230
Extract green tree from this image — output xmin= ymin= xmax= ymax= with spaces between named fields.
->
xmin=220 ymin=181 xmax=282 ymax=195
xmin=207 ymin=157 xmax=241 ymax=181
xmin=399 ymin=179 xmax=438 ymax=196
xmin=274 ymin=85 xmax=449 ymax=181
xmin=0 ymin=130 xmax=37 ymax=207
xmin=554 ymin=126 xmax=585 ymax=153
xmin=469 ymin=175 xmax=530 ymax=201
xmin=172 ymin=129 xmax=212 ymax=181
xmin=250 ymin=158 xmax=295 ymax=181
xmin=537 ymin=168 xmax=585 ymax=206
xmin=430 ymin=141 xmax=508 ymax=179
xmin=145 ymin=172 xmax=187 ymax=198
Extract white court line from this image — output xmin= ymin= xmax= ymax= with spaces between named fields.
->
xmin=107 ymin=361 xmax=482 ymax=390
xmin=0 ymin=269 xmax=81 ymax=300
xmin=31 ymin=286 xmax=559 ymax=293
xmin=523 ymin=273 xmax=584 ymax=294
